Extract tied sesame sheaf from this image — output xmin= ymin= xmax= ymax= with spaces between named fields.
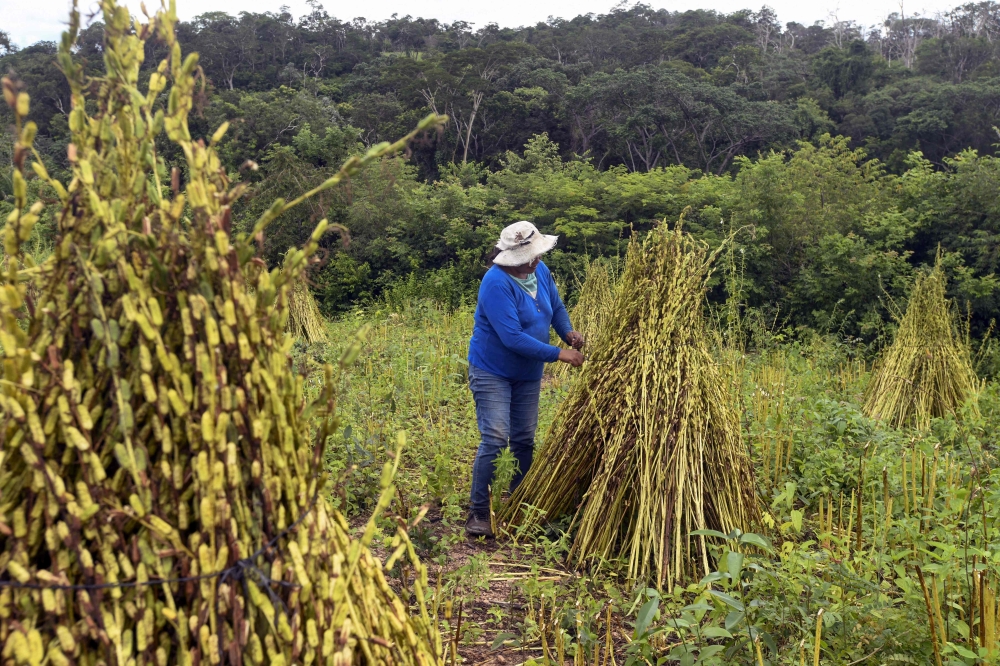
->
xmin=0 ymin=1 xmax=447 ymax=664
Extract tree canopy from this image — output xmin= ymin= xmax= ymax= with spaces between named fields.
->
xmin=5 ymin=2 xmax=1000 ymax=337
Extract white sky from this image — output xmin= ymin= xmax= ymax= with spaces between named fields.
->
xmin=2 ymin=0 xmax=955 ymax=49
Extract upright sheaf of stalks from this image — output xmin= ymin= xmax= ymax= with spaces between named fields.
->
xmin=286 ymin=277 xmax=328 ymax=344
xmin=0 ymin=2 xmax=445 ymax=665
xmin=552 ymin=260 xmax=615 ymax=380
xmin=864 ymin=261 xmax=979 ymax=430
xmin=506 ymin=223 xmax=758 ymax=590
xmin=571 ymin=260 xmax=615 ymax=343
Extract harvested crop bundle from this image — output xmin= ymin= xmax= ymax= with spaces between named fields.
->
xmin=864 ymin=260 xmax=979 ymax=430
xmin=552 ymin=260 xmax=615 ymax=379
xmin=287 ymin=276 xmax=328 ymax=343
xmin=570 ymin=260 xmax=615 ymax=344
xmin=505 ymin=223 xmax=758 ymax=590
xmin=0 ymin=3 xmax=444 ymax=665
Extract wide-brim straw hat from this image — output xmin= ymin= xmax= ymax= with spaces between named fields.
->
xmin=493 ymin=221 xmax=558 ymax=267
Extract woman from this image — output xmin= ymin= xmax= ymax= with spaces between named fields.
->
xmin=466 ymin=221 xmax=585 ymax=538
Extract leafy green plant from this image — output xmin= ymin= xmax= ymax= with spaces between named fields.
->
xmin=491 ymin=446 xmax=519 ymax=513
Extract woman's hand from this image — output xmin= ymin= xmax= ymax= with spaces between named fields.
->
xmin=558 ymin=349 xmax=585 ymax=367
xmin=565 ymin=331 xmax=585 ymax=350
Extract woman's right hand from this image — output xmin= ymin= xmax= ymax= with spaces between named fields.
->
xmin=558 ymin=349 xmax=585 ymax=367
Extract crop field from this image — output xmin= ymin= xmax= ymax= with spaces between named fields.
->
xmin=308 ymin=302 xmax=1000 ymax=665
xmin=5 ymin=2 xmax=1000 ymax=664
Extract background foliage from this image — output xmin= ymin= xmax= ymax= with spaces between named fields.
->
xmin=5 ymin=1 xmax=1000 ymax=337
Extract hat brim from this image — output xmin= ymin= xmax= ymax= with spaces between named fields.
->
xmin=493 ymin=234 xmax=558 ymax=266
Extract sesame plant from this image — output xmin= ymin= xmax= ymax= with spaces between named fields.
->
xmin=0 ymin=1 xmax=446 ymax=664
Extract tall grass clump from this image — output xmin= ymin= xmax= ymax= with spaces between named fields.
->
xmin=864 ymin=260 xmax=979 ymax=429
xmin=505 ymin=223 xmax=759 ymax=590
xmin=0 ymin=2 xmax=445 ymax=664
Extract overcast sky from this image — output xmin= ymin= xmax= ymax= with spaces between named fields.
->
xmin=2 ymin=0 xmax=957 ymax=49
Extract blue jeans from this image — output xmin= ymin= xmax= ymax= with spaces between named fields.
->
xmin=468 ymin=364 xmax=541 ymax=517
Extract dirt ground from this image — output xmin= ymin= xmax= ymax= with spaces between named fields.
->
xmin=402 ymin=506 xmax=631 ymax=666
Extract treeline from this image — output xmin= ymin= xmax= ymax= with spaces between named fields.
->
xmin=232 ymin=134 xmax=1000 ymax=341
xmin=2 ymin=3 xmax=1000 ymax=339
xmin=8 ymin=3 xmax=1000 ymax=174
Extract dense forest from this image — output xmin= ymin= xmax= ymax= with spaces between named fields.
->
xmin=4 ymin=2 xmax=1000 ymax=341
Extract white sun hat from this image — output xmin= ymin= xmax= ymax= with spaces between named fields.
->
xmin=493 ymin=221 xmax=558 ymax=267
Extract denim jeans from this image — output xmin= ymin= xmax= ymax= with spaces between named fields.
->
xmin=468 ymin=364 xmax=541 ymax=517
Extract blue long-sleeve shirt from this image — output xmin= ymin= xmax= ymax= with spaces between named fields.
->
xmin=468 ymin=262 xmax=573 ymax=381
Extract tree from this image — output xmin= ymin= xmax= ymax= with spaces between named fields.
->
xmin=916 ymin=34 xmax=996 ymax=81
xmin=0 ymin=30 xmax=15 ymax=56
xmin=812 ymin=40 xmax=877 ymax=98
xmin=568 ymin=66 xmax=798 ymax=174
xmin=187 ymin=12 xmax=259 ymax=89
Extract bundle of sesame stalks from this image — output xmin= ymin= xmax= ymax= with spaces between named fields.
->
xmin=0 ymin=2 xmax=445 ymax=665
xmin=864 ymin=259 xmax=980 ymax=430
xmin=286 ymin=276 xmax=328 ymax=344
xmin=552 ymin=260 xmax=615 ymax=379
xmin=504 ymin=223 xmax=759 ymax=590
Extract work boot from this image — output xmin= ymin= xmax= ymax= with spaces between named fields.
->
xmin=465 ymin=512 xmax=494 ymax=539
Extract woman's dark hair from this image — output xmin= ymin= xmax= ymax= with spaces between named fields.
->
xmin=485 ymin=247 xmax=501 ymax=268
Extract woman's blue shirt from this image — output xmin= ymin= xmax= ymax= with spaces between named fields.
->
xmin=468 ymin=262 xmax=572 ymax=381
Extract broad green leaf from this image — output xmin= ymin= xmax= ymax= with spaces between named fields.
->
xmin=738 ymin=533 xmax=773 ymax=551
xmin=783 ymin=481 xmax=797 ymax=508
xmin=760 ymin=630 xmax=778 ymax=654
xmin=708 ymin=590 xmax=744 ymax=611
xmin=702 ymin=626 xmax=733 ymax=639
xmin=790 ymin=510 xmax=803 ymax=532
xmin=696 ymin=645 xmax=726 ymax=661
xmin=725 ymin=637 xmax=750 ymax=661
xmin=726 ymin=551 xmax=744 ymax=582
xmin=947 ymin=643 xmax=977 ymax=659
xmin=724 ymin=611 xmax=745 ymax=630
xmin=635 ymin=597 xmax=659 ymax=638
xmin=690 ymin=529 xmax=730 ymax=540
xmin=490 ymin=633 xmax=519 ymax=650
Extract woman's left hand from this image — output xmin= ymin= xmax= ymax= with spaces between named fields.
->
xmin=566 ymin=331 xmax=585 ymax=350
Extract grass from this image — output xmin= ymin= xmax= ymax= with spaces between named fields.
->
xmin=298 ymin=299 xmax=1000 ymax=666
